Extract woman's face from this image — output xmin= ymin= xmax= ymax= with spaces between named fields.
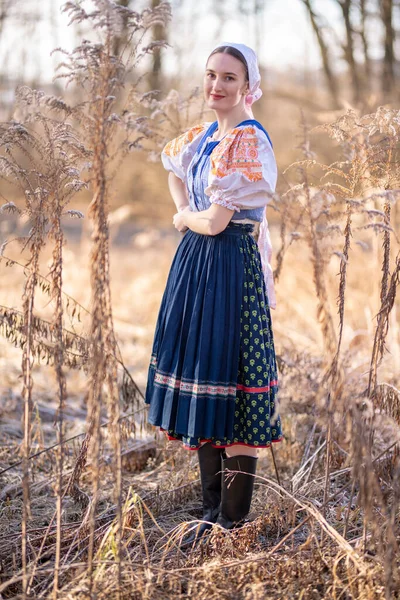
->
xmin=204 ymin=52 xmax=248 ymax=113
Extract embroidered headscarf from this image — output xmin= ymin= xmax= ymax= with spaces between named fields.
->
xmin=211 ymin=42 xmax=262 ymax=106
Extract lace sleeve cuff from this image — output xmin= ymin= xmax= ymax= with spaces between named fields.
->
xmin=207 ymin=189 xmax=241 ymax=212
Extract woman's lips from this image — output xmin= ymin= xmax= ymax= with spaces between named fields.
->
xmin=210 ymin=94 xmax=225 ymax=100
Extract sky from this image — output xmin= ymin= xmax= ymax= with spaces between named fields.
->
xmin=0 ymin=0 xmax=333 ymax=82
xmin=0 ymin=0 xmax=384 ymax=86
xmin=185 ymin=0 xmax=341 ymax=71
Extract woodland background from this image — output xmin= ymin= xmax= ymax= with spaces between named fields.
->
xmin=0 ymin=1 xmax=400 ymax=599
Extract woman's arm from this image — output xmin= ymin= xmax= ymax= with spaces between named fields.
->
xmin=173 ymin=204 xmax=233 ymax=236
xmin=168 ymin=172 xmax=189 ymax=212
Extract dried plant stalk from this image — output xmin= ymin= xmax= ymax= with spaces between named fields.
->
xmin=20 ymin=222 xmax=44 ymax=599
xmin=380 ymin=200 xmax=391 ymax=303
xmin=299 ymin=115 xmax=338 ymax=359
xmin=53 ymin=2 xmax=171 ymax=594
xmin=0 ymin=78 xmax=91 ymax=598
xmin=368 ymin=254 xmax=400 ymax=397
xmin=48 ymin=189 xmax=68 ymax=600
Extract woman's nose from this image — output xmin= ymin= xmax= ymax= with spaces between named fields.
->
xmin=212 ymin=77 xmax=223 ymax=91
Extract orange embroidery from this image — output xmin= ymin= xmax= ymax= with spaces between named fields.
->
xmin=163 ymin=124 xmax=206 ymax=157
xmin=210 ymin=126 xmax=263 ymax=182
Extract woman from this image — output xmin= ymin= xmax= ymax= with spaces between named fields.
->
xmin=145 ymin=42 xmax=283 ymax=539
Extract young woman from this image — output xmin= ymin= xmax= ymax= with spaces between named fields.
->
xmin=145 ymin=42 xmax=283 ymax=539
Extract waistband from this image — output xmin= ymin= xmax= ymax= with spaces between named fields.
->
xmin=222 ymin=222 xmax=255 ymax=236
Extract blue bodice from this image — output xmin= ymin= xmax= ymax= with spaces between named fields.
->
xmin=186 ymin=120 xmax=271 ymax=223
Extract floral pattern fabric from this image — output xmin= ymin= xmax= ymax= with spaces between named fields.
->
xmin=210 ymin=126 xmax=263 ymax=182
xmin=163 ymin=124 xmax=207 ymax=158
xmin=161 ymin=123 xmax=208 ymax=182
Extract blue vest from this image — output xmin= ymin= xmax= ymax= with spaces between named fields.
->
xmin=186 ymin=120 xmax=272 ymax=222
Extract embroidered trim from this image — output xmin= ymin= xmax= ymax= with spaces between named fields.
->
xmin=162 ymin=430 xmax=283 ymax=451
xmin=237 ymin=380 xmax=278 ymax=393
xmin=180 ymin=438 xmax=283 ymax=451
xmin=210 ymin=126 xmax=263 ymax=182
xmin=152 ymin=368 xmax=278 ymax=397
xmin=163 ymin=124 xmax=206 ymax=157
xmin=154 ymin=371 xmax=237 ymax=397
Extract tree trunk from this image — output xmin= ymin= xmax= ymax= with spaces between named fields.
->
xmin=240 ymin=0 xmax=266 ymax=56
xmin=381 ymin=0 xmax=395 ymax=97
xmin=337 ymin=0 xmax=361 ymax=104
xmin=301 ymin=0 xmax=340 ymax=108
xmin=148 ymin=0 xmax=165 ymax=91
xmin=359 ymin=0 xmax=372 ymax=86
xmin=112 ymin=0 xmax=130 ymax=57
xmin=0 ymin=0 xmax=13 ymax=37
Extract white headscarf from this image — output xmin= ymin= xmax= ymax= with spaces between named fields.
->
xmin=212 ymin=42 xmax=262 ymax=106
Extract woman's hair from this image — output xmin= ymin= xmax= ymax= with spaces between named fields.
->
xmin=207 ymin=46 xmax=249 ymax=82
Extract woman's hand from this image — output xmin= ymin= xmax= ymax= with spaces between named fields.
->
xmin=173 ymin=207 xmax=190 ymax=232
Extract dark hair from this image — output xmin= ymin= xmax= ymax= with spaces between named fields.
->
xmin=207 ymin=46 xmax=249 ymax=82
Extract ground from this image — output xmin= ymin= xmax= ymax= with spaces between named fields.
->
xmin=0 ymin=217 xmax=399 ymax=599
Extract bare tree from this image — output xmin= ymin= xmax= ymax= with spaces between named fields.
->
xmin=148 ymin=0 xmax=167 ymax=91
xmin=301 ymin=0 xmax=340 ymax=108
xmin=381 ymin=0 xmax=395 ymax=96
xmin=237 ymin=0 xmax=268 ymax=56
xmin=358 ymin=0 xmax=372 ymax=85
xmin=0 ymin=0 xmax=13 ymax=36
xmin=335 ymin=0 xmax=361 ymax=104
xmin=111 ymin=0 xmax=167 ymax=91
xmin=113 ymin=0 xmax=130 ymax=57
xmin=301 ymin=0 xmax=398 ymax=105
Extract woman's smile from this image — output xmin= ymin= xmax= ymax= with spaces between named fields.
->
xmin=204 ymin=52 xmax=249 ymax=113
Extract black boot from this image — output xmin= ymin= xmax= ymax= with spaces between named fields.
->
xmin=216 ymin=454 xmax=258 ymax=529
xmin=180 ymin=442 xmax=222 ymax=547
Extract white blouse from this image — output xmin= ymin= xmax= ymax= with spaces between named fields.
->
xmin=162 ymin=123 xmax=277 ymax=309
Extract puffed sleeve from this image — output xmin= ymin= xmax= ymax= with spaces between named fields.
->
xmin=204 ymin=125 xmax=277 ymax=210
xmin=161 ymin=124 xmax=207 ymax=182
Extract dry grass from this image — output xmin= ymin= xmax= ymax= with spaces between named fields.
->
xmin=1 ymin=227 xmax=399 ymax=599
xmin=0 ymin=1 xmax=400 ymax=599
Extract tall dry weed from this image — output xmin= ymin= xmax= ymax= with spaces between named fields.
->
xmin=0 ymin=1 xmax=171 ymax=597
xmin=0 ymin=99 xmax=88 ymax=597
xmin=276 ymin=105 xmax=400 ymax=588
xmin=51 ymin=3 xmax=170 ymax=595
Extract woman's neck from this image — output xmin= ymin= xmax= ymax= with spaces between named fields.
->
xmin=213 ymin=106 xmax=254 ymax=140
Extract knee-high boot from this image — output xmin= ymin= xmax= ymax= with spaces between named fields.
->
xmin=180 ymin=442 xmax=222 ymax=546
xmin=216 ymin=454 xmax=258 ymax=529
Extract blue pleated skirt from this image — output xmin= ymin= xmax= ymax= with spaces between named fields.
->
xmin=145 ymin=223 xmax=283 ymax=449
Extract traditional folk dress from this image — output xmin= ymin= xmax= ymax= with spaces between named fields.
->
xmin=145 ymin=119 xmax=283 ymax=450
